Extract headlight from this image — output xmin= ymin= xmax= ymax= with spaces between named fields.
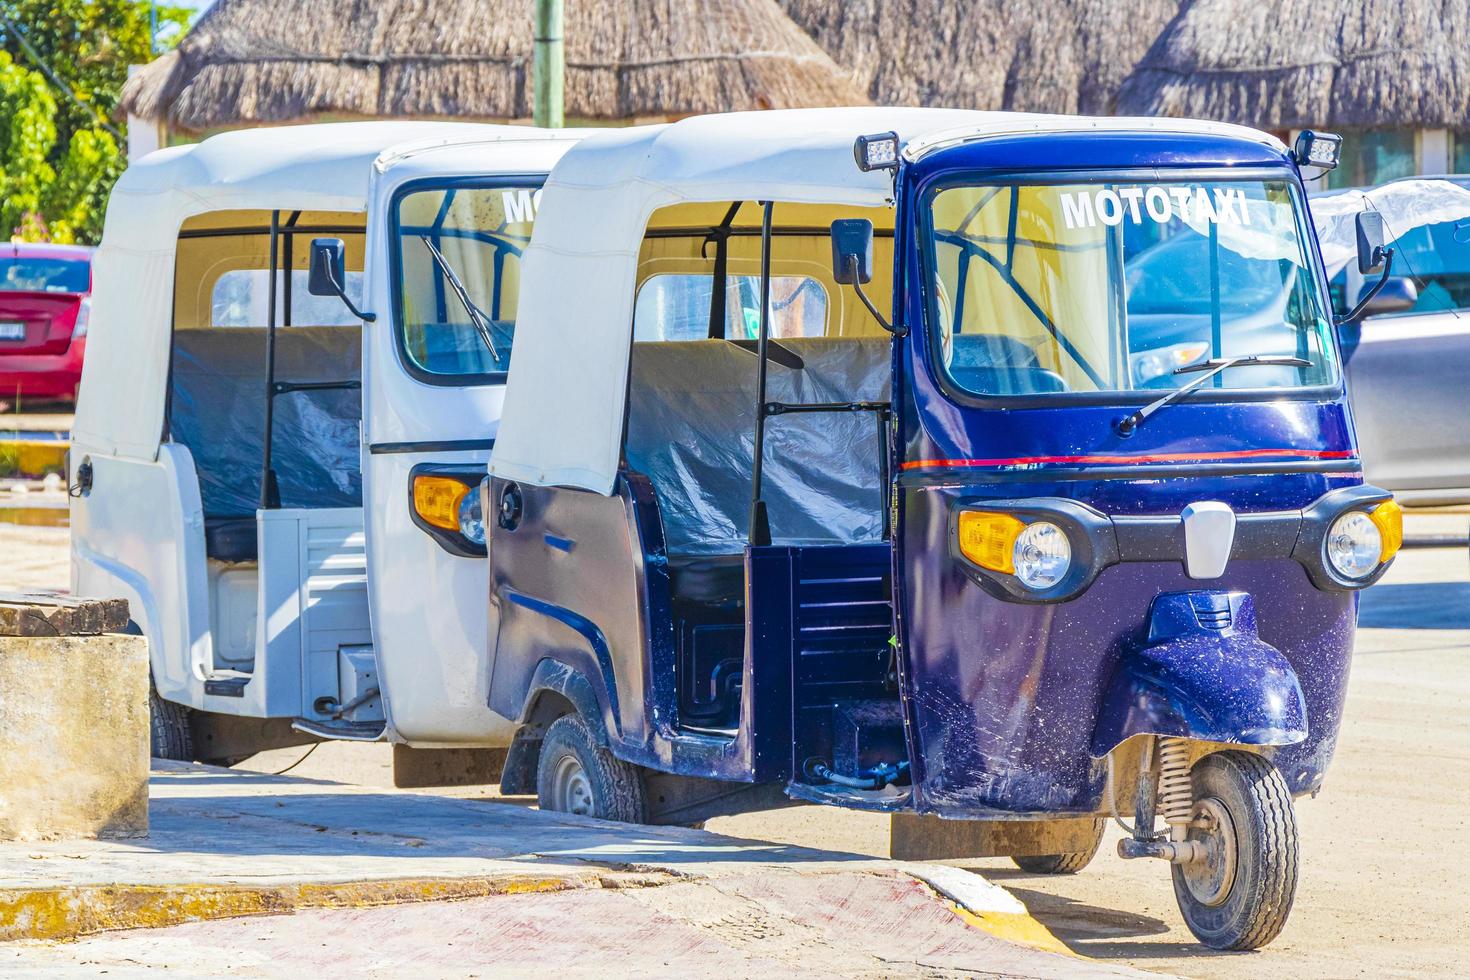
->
xmin=958 ymin=511 xmax=1072 ymax=591
xmin=1326 ymin=511 xmax=1382 ymax=579
xmin=413 ymin=473 xmax=486 ymax=546
xmin=1013 ymin=521 xmax=1072 ymax=590
xmin=458 ymin=486 xmax=486 ymax=546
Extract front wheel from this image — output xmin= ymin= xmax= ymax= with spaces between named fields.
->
xmin=536 ymin=714 xmax=648 ymax=823
xmin=1012 ymin=818 xmax=1105 ymax=874
xmin=1172 ymin=751 xmax=1299 ymax=950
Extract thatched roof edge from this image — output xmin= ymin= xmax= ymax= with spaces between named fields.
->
xmin=118 ymin=0 xmax=868 ymax=131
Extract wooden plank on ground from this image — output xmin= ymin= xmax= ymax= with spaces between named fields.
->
xmin=0 ymin=593 xmax=130 ymax=637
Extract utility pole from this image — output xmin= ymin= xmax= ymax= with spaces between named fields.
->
xmin=533 ymin=0 xmax=564 ymax=128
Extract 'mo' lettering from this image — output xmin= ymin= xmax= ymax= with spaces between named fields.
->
xmin=502 ymin=189 xmax=542 ymax=224
xmin=1060 ymin=192 xmax=1095 ymax=229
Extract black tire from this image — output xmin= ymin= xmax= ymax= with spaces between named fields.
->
xmin=149 ymin=686 xmax=195 ymax=761
xmin=536 ymin=714 xmax=647 ymax=823
xmin=1172 ymin=751 xmax=1298 ymax=951
xmin=1012 ymin=818 xmax=1106 ymax=874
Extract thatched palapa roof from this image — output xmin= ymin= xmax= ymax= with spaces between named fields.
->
xmin=119 ymin=0 xmax=865 ymax=131
xmin=1116 ymin=0 xmax=1470 ymax=128
xmin=777 ymin=0 xmax=1182 ymax=115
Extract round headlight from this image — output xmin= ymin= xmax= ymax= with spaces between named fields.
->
xmin=458 ymin=487 xmax=486 ymax=546
xmin=1326 ymin=511 xmax=1381 ymax=579
xmin=1012 ymin=521 xmax=1071 ymax=590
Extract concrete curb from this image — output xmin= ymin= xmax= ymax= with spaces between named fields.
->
xmin=906 ymin=865 xmax=1076 ymax=958
xmin=0 ymin=870 xmax=670 ymax=943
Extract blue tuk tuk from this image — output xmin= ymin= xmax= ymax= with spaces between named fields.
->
xmin=479 ymin=109 xmax=1400 ymax=949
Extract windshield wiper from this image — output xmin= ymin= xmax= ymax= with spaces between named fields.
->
xmin=1115 ymin=354 xmax=1312 ymax=436
xmin=419 ymin=236 xmax=501 ymax=362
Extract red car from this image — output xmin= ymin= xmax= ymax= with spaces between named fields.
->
xmin=0 ymin=242 xmax=94 ymax=405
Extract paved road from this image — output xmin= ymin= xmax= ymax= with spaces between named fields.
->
xmin=4 ymin=766 xmax=1142 ymax=979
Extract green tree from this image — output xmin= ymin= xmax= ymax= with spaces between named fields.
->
xmin=0 ymin=1 xmax=189 ymax=243
xmin=0 ymin=50 xmax=56 ymax=239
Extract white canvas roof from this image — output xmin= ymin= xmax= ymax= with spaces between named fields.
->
xmin=489 ymin=108 xmax=1284 ymax=494
xmin=74 ymin=121 xmax=586 ymax=461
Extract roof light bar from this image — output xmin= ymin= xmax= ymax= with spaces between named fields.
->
xmin=1293 ymin=130 xmax=1343 ymax=172
xmin=854 ymin=132 xmax=901 ymax=172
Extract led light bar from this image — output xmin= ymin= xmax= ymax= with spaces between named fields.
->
xmin=854 ymin=131 xmax=901 ymax=172
xmin=1293 ymin=130 xmax=1343 ymax=172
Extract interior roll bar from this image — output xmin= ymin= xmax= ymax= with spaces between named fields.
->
xmin=259 ymin=209 xmax=361 ymax=511
xmin=746 ymin=202 xmax=895 ymax=547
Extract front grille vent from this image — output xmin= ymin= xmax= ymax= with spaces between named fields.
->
xmin=1190 ymin=599 xmax=1232 ymax=630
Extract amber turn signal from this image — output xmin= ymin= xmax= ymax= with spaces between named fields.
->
xmin=957 ymin=510 xmax=1026 ymax=574
xmin=1369 ymin=499 xmax=1402 ymax=564
xmin=413 ymin=475 xmax=471 ymax=531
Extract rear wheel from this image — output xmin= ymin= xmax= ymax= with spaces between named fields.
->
xmin=149 ymin=686 xmax=194 ymax=761
xmin=1172 ymin=751 xmax=1298 ymax=951
xmin=536 ymin=714 xmax=647 ymax=823
xmin=1012 ymin=818 xmax=1105 ymax=874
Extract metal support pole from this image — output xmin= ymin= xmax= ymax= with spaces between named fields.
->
xmin=260 ymin=210 xmax=282 ymax=510
xmin=533 ymin=0 xmax=565 ymax=128
xmin=877 ymin=409 xmax=892 ymax=540
xmin=748 ymin=201 xmax=775 ymax=547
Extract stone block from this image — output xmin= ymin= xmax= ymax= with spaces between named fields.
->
xmin=0 ymin=635 xmax=149 ymax=840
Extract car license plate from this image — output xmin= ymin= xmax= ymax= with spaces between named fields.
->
xmin=0 ymin=322 xmax=24 ymax=341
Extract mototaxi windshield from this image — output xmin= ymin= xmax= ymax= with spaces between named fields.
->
xmin=924 ymin=176 xmax=1338 ymax=399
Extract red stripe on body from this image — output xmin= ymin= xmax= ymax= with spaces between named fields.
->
xmin=900 ymin=448 xmax=1358 ymax=471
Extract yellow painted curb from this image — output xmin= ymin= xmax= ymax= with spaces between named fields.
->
xmin=1 ymin=439 xmax=68 ymax=476
xmin=948 ymin=903 xmax=1076 ymax=958
xmin=0 ymin=871 xmax=655 ymax=943
xmin=903 ymin=866 xmax=1078 ymax=960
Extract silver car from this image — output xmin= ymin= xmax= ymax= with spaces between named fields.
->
xmin=1315 ymin=178 xmax=1470 ymax=504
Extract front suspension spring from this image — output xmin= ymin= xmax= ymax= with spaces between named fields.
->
xmin=1157 ymin=737 xmax=1195 ymax=829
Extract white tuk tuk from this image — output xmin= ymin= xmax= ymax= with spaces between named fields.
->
xmin=71 ymin=122 xmax=587 ymax=764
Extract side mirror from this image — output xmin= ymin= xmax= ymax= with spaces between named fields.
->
xmin=1356 ymin=211 xmax=1388 ymax=275
xmin=831 ymin=219 xmax=874 ymax=285
xmin=828 ymin=218 xmax=898 ymax=335
xmin=308 ymin=238 xmax=347 ymax=297
xmin=1337 ymin=214 xmax=1399 ymax=326
xmin=1356 ymin=276 xmax=1418 ymax=318
xmin=305 ymin=237 xmax=375 ymax=322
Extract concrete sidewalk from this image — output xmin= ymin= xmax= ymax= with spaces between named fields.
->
xmin=1 ymin=763 xmax=1153 ymax=978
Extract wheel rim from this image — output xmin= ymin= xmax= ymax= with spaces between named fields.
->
xmin=550 ymin=752 xmax=596 ymax=816
xmin=1178 ymin=796 xmax=1238 ymax=907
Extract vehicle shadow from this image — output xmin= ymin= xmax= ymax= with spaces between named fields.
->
xmin=978 ymin=874 xmax=1169 ymax=939
xmin=130 ymin=772 xmax=876 ymax=870
xmin=1359 ymin=581 xmax=1470 ymax=629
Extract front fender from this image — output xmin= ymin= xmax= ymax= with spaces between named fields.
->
xmin=1091 ymin=591 xmax=1307 ymax=756
xmin=518 ymin=656 xmax=612 ymax=747
xmin=499 ymin=657 xmax=613 ymax=796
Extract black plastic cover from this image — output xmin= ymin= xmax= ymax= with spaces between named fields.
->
xmin=171 ymin=326 xmax=362 ymax=517
xmin=625 ymin=337 xmax=890 ymax=556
